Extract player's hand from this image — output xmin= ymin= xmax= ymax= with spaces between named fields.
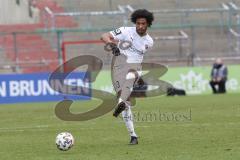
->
xmin=111 ymin=44 xmax=120 ymax=56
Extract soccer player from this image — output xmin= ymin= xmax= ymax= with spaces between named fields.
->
xmin=101 ymin=9 xmax=154 ymax=145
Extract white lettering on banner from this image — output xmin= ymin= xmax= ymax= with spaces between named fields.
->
xmin=66 ymin=79 xmax=77 ymax=94
xmin=81 ymin=80 xmax=90 ymax=94
xmin=43 ymin=80 xmax=57 ymax=95
xmin=6 ymin=79 xmax=89 ymax=97
xmin=0 ymin=82 xmax=6 ymax=97
xmin=50 ymin=80 xmax=64 ymax=95
xmin=65 ymin=78 xmax=90 ymax=95
xmin=10 ymin=81 xmax=20 ymax=96
xmin=20 ymin=80 xmax=31 ymax=96
xmin=30 ymin=80 xmax=42 ymax=96
xmin=76 ymin=79 xmax=86 ymax=94
xmin=76 ymin=79 xmax=82 ymax=94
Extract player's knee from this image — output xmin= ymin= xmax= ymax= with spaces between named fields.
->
xmin=126 ymin=72 xmax=136 ymax=80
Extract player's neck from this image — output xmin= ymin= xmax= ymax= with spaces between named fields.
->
xmin=137 ymin=32 xmax=147 ymax=37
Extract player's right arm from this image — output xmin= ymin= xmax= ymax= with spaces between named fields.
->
xmin=101 ymin=27 xmax=125 ymax=56
xmin=101 ymin=27 xmax=126 ymax=44
xmin=101 ymin=32 xmax=120 ymax=56
xmin=100 ymin=32 xmax=116 ymax=44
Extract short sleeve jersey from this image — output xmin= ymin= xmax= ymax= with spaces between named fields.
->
xmin=110 ymin=27 xmax=154 ymax=63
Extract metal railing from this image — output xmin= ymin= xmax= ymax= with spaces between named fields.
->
xmin=1 ymin=2 xmax=240 ymax=73
xmin=43 ymin=5 xmax=134 ymax=31
xmin=42 ymin=2 xmax=240 ymax=56
xmin=42 ymin=3 xmax=240 ymax=29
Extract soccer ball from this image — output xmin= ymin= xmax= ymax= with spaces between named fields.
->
xmin=55 ymin=132 xmax=74 ymax=151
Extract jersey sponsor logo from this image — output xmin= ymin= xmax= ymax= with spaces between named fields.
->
xmin=113 ymin=28 xmax=122 ymax=35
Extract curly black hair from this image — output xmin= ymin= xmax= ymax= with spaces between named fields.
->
xmin=131 ymin=9 xmax=154 ymax=27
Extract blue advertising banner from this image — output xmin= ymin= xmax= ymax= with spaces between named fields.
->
xmin=0 ymin=72 xmax=91 ymax=104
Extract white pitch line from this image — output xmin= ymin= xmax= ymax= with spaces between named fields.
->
xmin=0 ymin=125 xmax=49 ymax=132
xmin=0 ymin=129 xmax=25 ymax=133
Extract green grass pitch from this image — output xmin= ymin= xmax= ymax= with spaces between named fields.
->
xmin=0 ymin=94 xmax=240 ymax=160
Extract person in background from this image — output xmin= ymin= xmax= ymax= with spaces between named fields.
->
xmin=209 ymin=58 xmax=228 ymax=94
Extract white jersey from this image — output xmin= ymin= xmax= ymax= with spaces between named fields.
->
xmin=110 ymin=27 xmax=154 ymax=63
